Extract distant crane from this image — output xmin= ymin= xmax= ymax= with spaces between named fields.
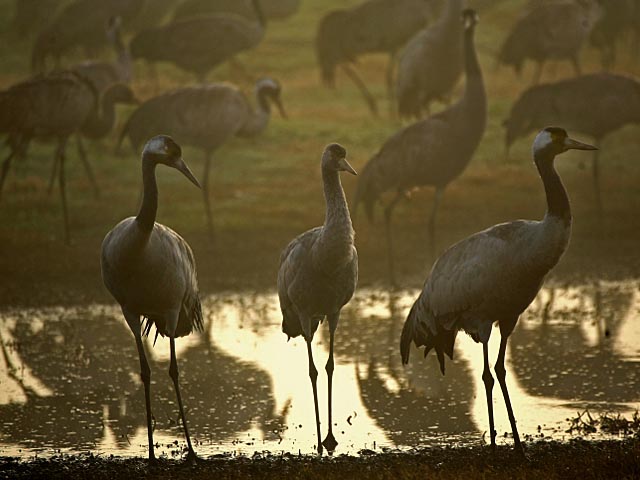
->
xmin=503 ymin=72 xmax=640 ymax=214
xmin=396 ymin=0 xmax=464 ymax=119
xmin=130 ymin=0 xmax=266 ymax=82
xmin=101 ymin=135 xmax=202 ymax=464
xmin=354 ymin=9 xmax=486 ymax=285
xmin=118 ymin=77 xmax=286 ymax=237
xmin=589 ymin=0 xmax=636 ymax=69
xmin=277 ymin=143 xmax=358 ymax=455
xmin=400 ymin=127 xmax=597 ymax=454
xmin=315 ymin=0 xmax=433 ymax=116
xmin=174 ymin=0 xmax=300 ymax=21
xmin=498 ymin=0 xmax=601 ymax=84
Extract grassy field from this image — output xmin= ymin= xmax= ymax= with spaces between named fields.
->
xmin=0 ymin=0 xmax=639 ymax=307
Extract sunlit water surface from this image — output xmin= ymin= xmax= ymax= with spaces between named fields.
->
xmin=0 ymin=282 xmax=638 ymax=459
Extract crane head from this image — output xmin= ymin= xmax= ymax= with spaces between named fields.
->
xmin=461 ymin=9 xmax=479 ymax=30
xmin=533 ymin=127 xmax=597 ymax=159
xmin=256 ymin=77 xmax=287 ymax=119
xmin=322 ymin=143 xmax=356 ymax=176
xmin=142 ymin=135 xmax=201 ymax=188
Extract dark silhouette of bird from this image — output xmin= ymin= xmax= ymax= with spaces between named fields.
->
xmin=396 ymin=0 xmax=464 ymax=119
xmin=118 ymin=77 xmax=286 ymax=237
xmin=354 ymin=9 xmax=486 ymax=285
xmin=130 ymin=0 xmax=266 ymax=82
xmin=174 ymin=0 xmax=300 ymax=21
xmin=589 ymin=0 xmax=636 ymax=69
xmin=503 ymin=72 xmax=640 ymax=214
xmin=100 ymin=135 xmax=202 ymax=464
xmin=277 ymin=143 xmax=358 ymax=455
xmin=315 ymin=0 xmax=433 ymax=116
xmin=498 ymin=0 xmax=601 ymax=84
xmin=400 ymin=127 xmax=597 ymax=454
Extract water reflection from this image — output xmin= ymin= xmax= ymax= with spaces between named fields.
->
xmin=0 ymin=281 xmax=638 ymax=458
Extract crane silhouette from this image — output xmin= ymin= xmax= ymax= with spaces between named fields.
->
xmin=100 ymin=135 xmax=203 ymax=463
xmin=277 ymin=143 xmax=358 ymax=455
xmin=400 ymin=127 xmax=596 ymax=454
xmin=354 ymin=9 xmax=486 ymax=285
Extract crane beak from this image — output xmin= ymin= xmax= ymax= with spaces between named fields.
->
xmin=174 ymin=158 xmax=201 ymax=188
xmin=338 ymin=157 xmax=357 ymax=176
xmin=274 ymin=96 xmax=288 ymax=119
xmin=564 ymin=137 xmax=597 ymax=151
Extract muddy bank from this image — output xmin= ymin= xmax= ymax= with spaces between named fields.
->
xmin=2 ymin=438 xmax=639 ymax=480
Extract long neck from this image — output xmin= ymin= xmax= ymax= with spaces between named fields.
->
xmin=322 ymin=167 xmax=351 ymax=234
xmin=135 ymin=156 xmax=158 ymax=232
xmin=535 ymin=152 xmax=571 ymax=225
xmin=462 ymin=26 xmax=484 ymax=106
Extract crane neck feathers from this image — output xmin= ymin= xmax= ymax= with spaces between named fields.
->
xmin=534 ymin=151 xmax=571 ymax=226
xmin=135 ymin=155 xmax=158 ymax=234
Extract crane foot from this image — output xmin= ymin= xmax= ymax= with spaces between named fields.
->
xmin=322 ymin=432 xmax=338 ymax=453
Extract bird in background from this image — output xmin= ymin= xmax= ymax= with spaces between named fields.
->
xmin=354 ymin=9 xmax=486 ymax=285
xmin=118 ymin=77 xmax=286 ymax=238
xmin=277 ymin=143 xmax=358 ymax=455
xmin=101 ymin=135 xmax=203 ymax=463
xmin=400 ymin=127 xmax=597 ymax=454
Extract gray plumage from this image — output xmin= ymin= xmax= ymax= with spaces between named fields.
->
xmin=589 ymin=0 xmax=636 ymax=69
xmin=130 ymin=0 xmax=265 ymax=82
xmin=119 ymin=77 xmax=285 ymax=236
xmin=354 ymin=9 xmax=486 ymax=284
xmin=504 ymin=72 xmax=640 ymax=211
xmin=101 ymin=135 xmax=202 ymax=464
xmin=277 ymin=143 xmax=358 ymax=455
xmin=498 ymin=0 xmax=601 ymax=84
xmin=396 ymin=0 xmax=464 ymax=118
xmin=400 ymin=127 xmax=597 ymax=453
xmin=315 ymin=0 xmax=434 ymax=116
xmin=174 ymin=0 xmax=300 ymax=21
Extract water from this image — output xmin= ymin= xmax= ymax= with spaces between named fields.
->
xmin=0 ymin=281 xmax=638 ymax=459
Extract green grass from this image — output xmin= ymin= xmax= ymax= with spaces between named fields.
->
xmin=0 ymin=0 xmax=639 ymax=306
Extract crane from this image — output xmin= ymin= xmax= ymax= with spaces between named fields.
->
xmin=100 ymin=135 xmax=202 ymax=464
xmin=400 ymin=127 xmax=596 ymax=454
xmin=277 ymin=143 xmax=358 ymax=455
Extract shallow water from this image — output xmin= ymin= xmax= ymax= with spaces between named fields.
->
xmin=0 ymin=281 xmax=638 ymax=459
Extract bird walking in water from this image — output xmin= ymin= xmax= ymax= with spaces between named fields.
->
xmin=277 ymin=143 xmax=358 ymax=455
xmin=101 ymin=135 xmax=203 ymax=463
xmin=400 ymin=127 xmax=596 ymax=453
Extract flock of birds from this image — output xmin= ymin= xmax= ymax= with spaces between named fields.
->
xmin=1 ymin=0 xmax=638 ymax=462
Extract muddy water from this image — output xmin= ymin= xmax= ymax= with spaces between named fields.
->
xmin=0 ymin=282 xmax=638 ymax=458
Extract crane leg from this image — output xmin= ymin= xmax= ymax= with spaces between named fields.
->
xmin=56 ymin=139 xmax=70 ymax=245
xmin=169 ymin=337 xmax=198 ymax=463
xmin=322 ymin=314 xmax=339 ymax=453
xmin=384 ymin=191 xmax=403 ymax=287
xmin=386 ymin=51 xmax=397 ymax=118
xmin=341 ymin=64 xmax=378 ymax=117
xmin=48 ymin=152 xmax=60 ymax=195
xmin=532 ymin=61 xmax=544 ymax=85
xmin=76 ymin=136 xmax=100 ymax=198
xmin=482 ymin=341 xmax=497 ymax=450
xmin=591 ymin=146 xmax=602 ymax=219
xmin=306 ymin=339 xmax=323 ymax=455
xmin=571 ymin=55 xmax=582 ymax=77
xmin=0 ymin=148 xmax=17 ymax=200
xmin=123 ymin=311 xmax=156 ymax=464
xmin=202 ymin=151 xmax=215 ymax=240
xmin=427 ymin=187 xmax=444 ymax=259
xmin=495 ymin=333 xmax=524 ymax=455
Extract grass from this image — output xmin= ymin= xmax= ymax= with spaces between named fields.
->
xmin=0 ymin=0 xmax=640 ymax=307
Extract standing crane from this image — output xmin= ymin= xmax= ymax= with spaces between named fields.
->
xmin=315 ymin=0 xmax=433 ymax=116
xmin=130 ymin=0 xmax=266 ymax=83
xmin=118 ymin=77 xmax=286 ymax=237
xmin=396 ymin=0 xmax=464 ymax=119
xmin=277 ymin=143 xmax=358 ymax=455
xmin=503 ymin=72 xmax=640 ymax=214
xmin=354 ymin=9 xmax=486 ymax=285
xmin=400 ymin=127 xmax=596 ymax=454
xmin=100 ymin=135 xmax=202 ymax=464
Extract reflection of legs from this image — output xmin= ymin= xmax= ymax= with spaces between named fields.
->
xmin=384 ymin=191 xmax=403 ymax=287
xmin=202 ymin=150 xmax=214 ymax=239
xmin=169 ymin=337 xmax=197 ymax=462
xmin=57 ymin=138 xmax=70 ymax=244
xmin=341 ymin=64 xmax=378 ymax=117
xmin=306 ymin=339 xmax=323 ymax=455
xmin=124 ymin=310 xmax=155 ymax=463
xmin=495 ymin=331 xmax=523 ymax=454
xmin=482 ymin=341 xmax=496 ymax=450
xmin=322 ymin=314 xmax=339 ymax=453
xmin=76 ymin=136 xmax=100 ymax=198
xmin=427 ymin=187 xmax=444 ymax=258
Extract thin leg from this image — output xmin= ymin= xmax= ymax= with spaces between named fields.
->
xmin=541 ymin=287 xmax=555 ymax=324
xmin=306 ymin=339 xmax=323 ymax=455
xmin=57 ymin=139 xmax=70 ymax=245
xmin=532 ymin=61 xmax=544 ymax=85
xmin=482 ymin=341 xmax=496 ymax=450
xmin=123 ymin=310 xmax=156 ymax=463
xmin=48 ymin=152 xmax=60 ymax=195
xmin=592 ymin=146 xmax=603 ymax=220
xmin=76 ymin=136 xmax=100 ymax=198
xmin=386 ymin=50 xmax=397 ymax=118
xmin=384 ymin=190 xmax=404 ymax=287
xmin=0 ymin=148 xmax=17 ymax=200
xmin=202 ymin=150 xmax=214 ymax=240
xmin=341 ymin=64 xmax=378 ymax=117
xmin=495 ymin=333 xmax=524 ymax=455
xmin=571 ymin=55 xmax=581 ymax=76
xmin=322 ymin=314 xmax=339 ymax=453
xmin=169 ymin=337 xmax=197 ymax=462
xmin=427 ymin=187 xmax=444 ymax=259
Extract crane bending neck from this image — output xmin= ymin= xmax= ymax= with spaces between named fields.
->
xmin=535 ymin=152 xmax=571 ymax=225
xmin=136 ymin=156 xmax=158 ymax=232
